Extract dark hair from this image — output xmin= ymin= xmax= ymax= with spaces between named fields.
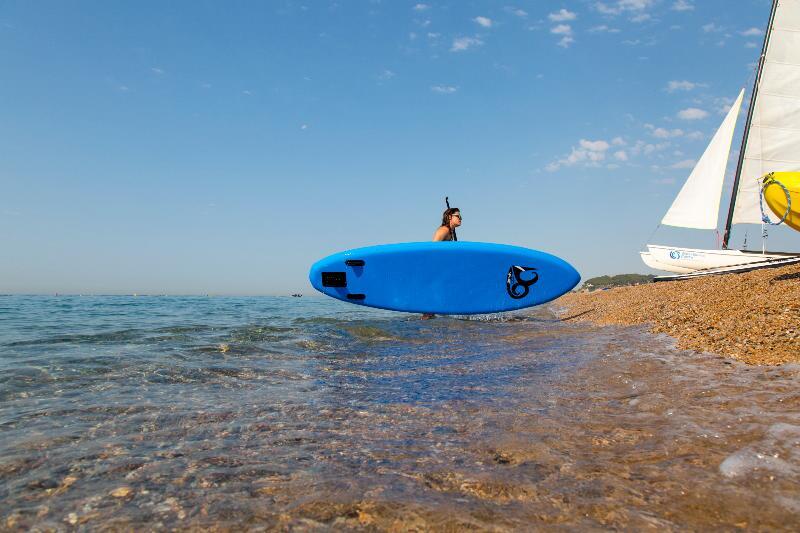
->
xmin=441 ymin=207 xmax=460 ymax=227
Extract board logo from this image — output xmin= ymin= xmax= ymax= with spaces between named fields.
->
xmin=506 ymin=266 xmax=539 ymax=299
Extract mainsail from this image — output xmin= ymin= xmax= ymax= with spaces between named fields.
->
xmin=732 ymin=0 xmax=800 ymax=225
xmin=661 ymin=90 xmax=744 ymax=229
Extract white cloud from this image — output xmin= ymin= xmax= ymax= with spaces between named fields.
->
xmin=549 ymin=9 xmax=577 ymax=22
xmin=431 ymin=85 xmax=458 ymax=94
xmin=630 ymin=139 xmax=669 ymax=156
xmin=151 ymin=67 xmax=164 ymax=75
xmin=546 ymin=138 xmax=611 ymax=171
xmin=678 ymin=107 xmax=709 ymax=120
xmin=551 ymin=24 xmax=574 ymax=47
xmin=646 ymin=124 xmax=684 ymax=138
xmin=450 ymin=36 xmax=484 ymax=52
xmin=595 ymin=0 xmax=655 ymax=17
xmin=702 ymin=22 xmax=722 ymax=33
xmin=378 ymin=69 xmax=396 ymax=81
xmin=672 ymin=0 xmax=693 ymax=11
xmin=666 ymin=80 xmax=705 ymax=92
xmin=413 ymin=3 xmax=429 ymax=11
xmin=612 ymin=137 xmax=626 ymax=145
xmin=671 ymin=159 xmax=696 ymax=169
xmin=504 ymin=7 xmax=528 ymax=18
xmin=589 ymin=25 xmax=620 ymax=33
xmin=300 ymin=124 xmax=308 ymax=130
xmin=242 ymin=90 xmax=253 ymax=96
xmin=614 ymin=150 xmax=629 ymax=161
xmin=740 ymin=27 xmax=762 ymax=37
xmin=581 ymin=139 xmax=610 ymax=152
xmin=474 ymin=16 xmax=492 ymax=28
xmin=686 ymin=130 xmax=705 ymax=140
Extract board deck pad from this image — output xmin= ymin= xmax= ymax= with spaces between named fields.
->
xmin=309 ymin=242 xmax=580 ymax=314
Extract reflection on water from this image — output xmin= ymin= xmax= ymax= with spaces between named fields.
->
xmin=1 ymin=296 xmax=798 ymax=530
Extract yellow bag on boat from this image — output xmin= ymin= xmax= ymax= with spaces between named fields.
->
xmin=762 ymin=171 xmax=800 ymax=232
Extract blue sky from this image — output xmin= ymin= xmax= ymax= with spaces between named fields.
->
xmin=2 ymin=0 xmax=796 ymax=295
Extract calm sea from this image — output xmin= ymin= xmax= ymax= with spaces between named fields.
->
xmin=1 ymin=295 xmax=798 ymax=530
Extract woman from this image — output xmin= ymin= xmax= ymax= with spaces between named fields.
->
xmin=433 ymin=207 xmax=461 ymax=241
xmin=421 ymin=207 xmax=462 ymax=319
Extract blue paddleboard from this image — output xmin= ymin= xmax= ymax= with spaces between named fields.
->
xmin=308 ymin=242 xmax=580 ymax=314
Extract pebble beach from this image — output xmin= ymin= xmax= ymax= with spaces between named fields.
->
xmin=557 ymin=263 xmax=800 ymax=366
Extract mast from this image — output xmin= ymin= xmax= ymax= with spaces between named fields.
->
xmin=722 ymin=0 xmax=779 ymax=249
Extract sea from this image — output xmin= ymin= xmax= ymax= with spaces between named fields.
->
xmin=1 ymin=295 xmax=799 ymax=530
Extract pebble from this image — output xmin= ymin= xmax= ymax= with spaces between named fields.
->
xmin=557 ymin=263 xmax=800 ymax=365
xmin=111 ymin=487 xmax=133 ymax=498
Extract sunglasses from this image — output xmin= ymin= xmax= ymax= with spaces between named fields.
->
xmin=452 ymin=213 xmax=462 ymax=219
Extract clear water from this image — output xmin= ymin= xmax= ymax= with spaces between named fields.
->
xmin=1 ymin=295 xmax=798 ymax=530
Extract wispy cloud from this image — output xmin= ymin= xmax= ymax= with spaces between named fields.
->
xmin=551 ymin=24 xmax=574 ymax=48
xmin=672 ymin=0 xmax=694 ymax=11
xmin=548 ymin=9 xmax=577 ymax=22
xmin=666 ymin=80 xmax=706 ymax=92
xmin=646 ymin=124 xmax=684 ymax=138
xmin=413 ymin=3 xmax=429 ymax=11
xmin=740 ymin=27 xmax=762 ymax=37
xmin=450 ymin=36 xmax=483 ymax=52
xmin=474 ymin=16 xmax=492 ymax=28
xmin=677 ymin=107 xmax=709 ymax=120
xmin=504 ymin=6 xmax=527 ymax=18
xmin=545 ymin=134 xmax=672 ymax=171
xmin=546 ymin=139 xmax=611 ymax=171
xmin=671 ymin=159 xmax=696 ymax=169
xmin=431 ymin=85 xmax=458 ymax=94
xmin=151 ymin=67 xmax=164 ymax=75
xmin=242 ymin=90 xmax=254 ymax=96
xmin=702 ymin=22 xmax=723 ymax=33
xmin=378 ymin=69 xmax=396 ymax=81
xmin=589 ymin=25 xmax=620 ymax=33
xmin=595 ymin=0 xmax=655 ymax=18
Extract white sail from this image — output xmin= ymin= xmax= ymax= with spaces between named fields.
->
xmin=733 ymin=0 xmax=800 ymax=224
xmin=661 ymin=90 xmax=744 ymax=229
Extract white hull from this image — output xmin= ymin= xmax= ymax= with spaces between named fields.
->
xmin=641 ymin=245 xmax=797 ymax=274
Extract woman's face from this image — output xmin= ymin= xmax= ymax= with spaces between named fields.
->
xmin=450 ymin=212 xmax=462 ymax=227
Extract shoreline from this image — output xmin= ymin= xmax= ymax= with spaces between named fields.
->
xmin=555 ymin=263 xmax=800 ymax=366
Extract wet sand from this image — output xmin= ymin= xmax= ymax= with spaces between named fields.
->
xmin=3 ymin=296 xmax=800 ymax=530
xmin=557 ymin=263 xmax=800 ymax=365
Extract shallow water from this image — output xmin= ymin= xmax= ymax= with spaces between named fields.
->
xmin=1 ymin=295 xmax=798 ymax=530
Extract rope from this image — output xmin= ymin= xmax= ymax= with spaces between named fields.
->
xmin=445 ymin=196 xmax=457 ymax=241
xmin=759 ymin=173 xmax=792 ymax=226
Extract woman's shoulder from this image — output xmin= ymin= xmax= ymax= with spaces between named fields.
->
xmin=432 ymin=226 xmax=451 ymax=241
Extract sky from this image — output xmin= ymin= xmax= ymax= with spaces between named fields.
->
xmin=2 ymin=0 xmax=797 ymax=295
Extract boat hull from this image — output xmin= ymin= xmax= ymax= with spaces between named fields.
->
xmin=763 ymin=172 xmax=800 ymax=232
xmin=641 ymin=245 xmax=796 ymax=274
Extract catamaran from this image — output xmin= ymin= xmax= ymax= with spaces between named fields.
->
xmin=642 ymin=0 xmax=800 ymax=274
